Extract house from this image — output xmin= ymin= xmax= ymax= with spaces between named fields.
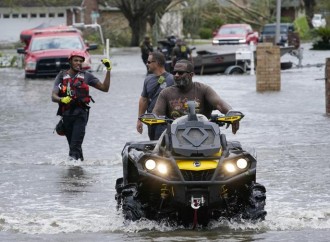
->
xmin=0 ymin=0 xmax=184 ymax=45
xmin=0 ymin=0 xmax=98 ymax=43
xmin=281 ymin=0 xmax=305 ymax=22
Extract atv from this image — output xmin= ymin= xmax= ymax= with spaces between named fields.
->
xmin=115 ymin=102 xmax=266 ymax=227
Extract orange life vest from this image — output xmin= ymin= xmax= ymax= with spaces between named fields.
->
xmin=58 ymin=71 xmax=92 ymax=115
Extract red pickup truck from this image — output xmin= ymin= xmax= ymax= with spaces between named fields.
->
xmin=17 ymin=25 xmax=97 ymax=78
xmin=212 ymin=24 xmax=258 ymax=45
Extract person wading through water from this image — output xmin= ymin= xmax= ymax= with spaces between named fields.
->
xmin=51 ymin=50 xmax=112 ymax=161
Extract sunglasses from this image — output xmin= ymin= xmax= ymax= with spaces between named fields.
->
xmin=172 ymin=71 xmax=190 ymax=75
xmin=147 ymin=60 xmax=156 ymax=64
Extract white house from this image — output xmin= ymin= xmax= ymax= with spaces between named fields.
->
xmin=0 ymin=0 xmax=91 ymax=43
xmin=0 ymin=6 xmax=73 ymax=43
xmin=0 ymin=0 xmax=183 ymax=45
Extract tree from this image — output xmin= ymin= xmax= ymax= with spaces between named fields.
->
xmin=182 ymin=0 xmax=222 ymax=39
xmin=220 ymin=0 xmax=277 ymax=30
xmin=315 ymin=0 xmax=330 ymax=27
xmin=108 ymin=0 xmax=184 ymax=46
xmin=303 ymin=0 xmax=316 ymax=28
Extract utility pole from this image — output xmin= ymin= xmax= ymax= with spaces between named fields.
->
xmin=275 ymin=0 xmax=281 ymax=45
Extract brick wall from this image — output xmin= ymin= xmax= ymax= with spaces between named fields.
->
xmin=256 ymin=43 xmax=281 ymax=92
xmin=82 ymin=0 xmax=99 ymax=24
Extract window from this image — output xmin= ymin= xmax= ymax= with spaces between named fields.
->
xmin=39 ymin=13 xmax=46 ymax=18
xmin=21 ymin=13 xmax=28 ymax=18
xmin=58 ymin=13 xmax=64 ymax=17
xmin=12 ymin=13 xmax=19 ymax=18
xmin=49 ymin=13 xmax=55 ymax=18
xmin=31 ymin=36 xmax=83 ymax=51
xmin=3 ymin=14 xmax=10 ymax=18
xmin=31 ymin=13 xmax=37 ymax=18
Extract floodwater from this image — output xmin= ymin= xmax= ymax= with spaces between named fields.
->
xmin=0 ymin=43 xmax=329 ymax=241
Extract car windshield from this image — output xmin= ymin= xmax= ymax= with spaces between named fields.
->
xmin=313 ymin=15 xmax=321 ymax=20
xmin=219 ymin=27 xmax=246 ymax=35
xmin=262 ymin=25 xmax=289 ymax=34
xmin=30 ymin=36 xmax=83 ymax=51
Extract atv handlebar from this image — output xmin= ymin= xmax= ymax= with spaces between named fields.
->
xmin=139 ymin=111 xmax=244 ymax=127
xmin=210 ymin=111 xmax=244 ymax=126
xmin=139 ymin=113 xmax=173 ymax=126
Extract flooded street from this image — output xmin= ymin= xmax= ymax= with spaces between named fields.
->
xmin=0 ymin=43 xmax=330 ymax=241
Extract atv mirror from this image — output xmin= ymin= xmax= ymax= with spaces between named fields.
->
xmin=139 ymin=113 xmax=167 ymax=126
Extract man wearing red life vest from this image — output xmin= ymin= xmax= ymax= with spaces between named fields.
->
xmin=51 ymin=50 xmax=112 ymax=161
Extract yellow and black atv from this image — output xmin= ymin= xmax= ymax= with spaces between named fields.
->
xmin=115 ymin=102 xmax=266 ymax=227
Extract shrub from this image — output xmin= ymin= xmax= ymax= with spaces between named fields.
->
xmin=312 ymin=27 xmax=330 ymax=50
xmin=199 ymin=28 xmax=213 ymax=39
xmin=294 ymin=16 xmax=312 ymax=40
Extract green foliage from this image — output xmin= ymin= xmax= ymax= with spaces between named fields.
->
xmin=312 ymin=27 xmax=330 ymax=50
xmin=109 ymin=0 xmax=172 ymax=46
xmin=10 ymin=55 xmax=17 ymax=67
xmin=182 ymin=0 xmax=222 ymax=39
xmin=315 ymin=27 xmax=330 ymax=42
xmin=105 ymin=30 xmax=132 ymax=47
xmin=199 ymin=28 xmax=213 ymax=39
xmin=83 ymin=29 xmax=101 ymax=44
xmin=221 ymin=0 xmax=277 ymax=29
xmin=203 ymin=16 xmax=224 ymax=32
xmin=294 ymin=16 xmax=312 ymax=40
xmin=280 ymin=17 xmax=292 ymax=23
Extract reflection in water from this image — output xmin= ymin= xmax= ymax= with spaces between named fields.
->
xmin=59 ymin=166 xmax=90 ymax=194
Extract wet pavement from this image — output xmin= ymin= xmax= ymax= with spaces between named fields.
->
xmin=0 ymin=42 xmax=329 ymax=241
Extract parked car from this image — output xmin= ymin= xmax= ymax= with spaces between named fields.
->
xmin=259 ymin=23 xmax=300 ymax=48
xmin=17 ymin=25 xmax=97 ymax=78
xmin=212 ymin=24 xmax=258 ymax=45
xmin=312 ymin=14 xmax=326 ymax=28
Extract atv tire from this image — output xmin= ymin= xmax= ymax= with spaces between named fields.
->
xmin=115 ymin=178 xmax=124 ymax=209
xmin=121 ymin=184 xmax=145 ymax=221
xmin=243 ymin=182 xmax=267 ymax=221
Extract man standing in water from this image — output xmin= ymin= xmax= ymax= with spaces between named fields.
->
xmin=51 ymin=50 xmax=112 ymax=161
xmin=140 ymin=36 xmax=154 ymax=72
xmin=136 ymin=51 xmax=174 ymax=140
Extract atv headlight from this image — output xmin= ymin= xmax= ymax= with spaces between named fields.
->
xmin=236 ymin=158 xmax=248 ymax=169
xmin=145 ymin=159 xmax=156 ymax=170
xmin=224 ymin=163 xmax=236 ymax=173
xmin=157 ymin=163 xmax=168 ymax=174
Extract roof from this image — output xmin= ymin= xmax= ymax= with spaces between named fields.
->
xmin=0 ymin=0 xmax=82 ymax=8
